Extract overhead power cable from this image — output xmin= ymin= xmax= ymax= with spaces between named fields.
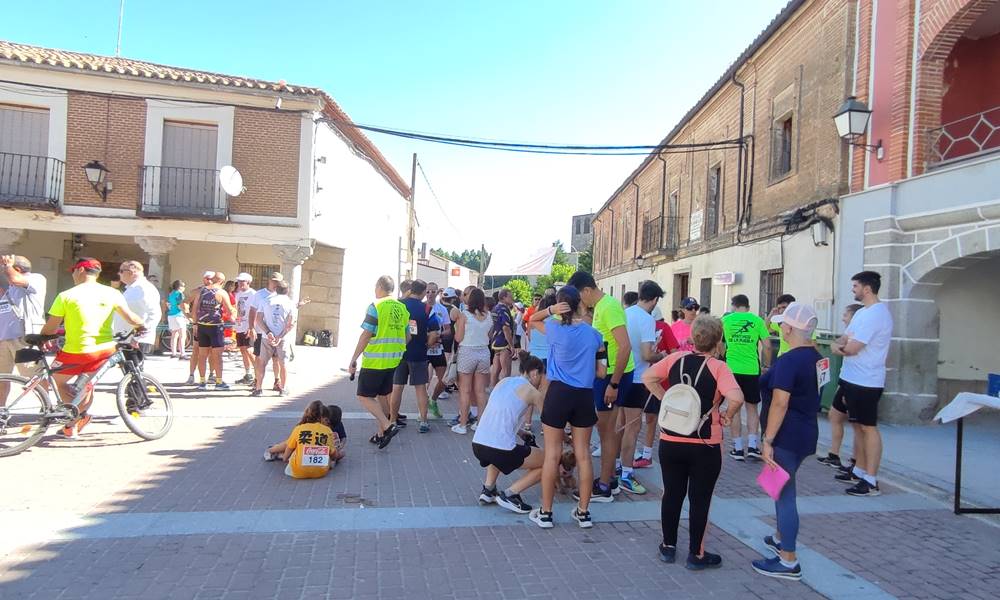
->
xmin=415 ymin=159 xmax=464 ymax=240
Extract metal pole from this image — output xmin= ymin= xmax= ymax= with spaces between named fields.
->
xmin=954 ymin=417 xmax=963 ymax=514
xmin=115 ymin=0 xmax=125 ymax=57
xmin=409 ymin=153 xmax=417 ymax=279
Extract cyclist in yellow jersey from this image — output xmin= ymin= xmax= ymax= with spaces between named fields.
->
xmin=39 ymin=258 xmax=144 ymax=437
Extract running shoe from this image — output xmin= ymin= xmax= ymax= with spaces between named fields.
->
xmin=588 ymin=479 xmax=614 ymax=503
xmin=728 ymin=448 xmax=745 ymax=461
xmin=369 ymin=433 xmax=380 ymax=444
xmin=75 ymin=413 xmax=92 ymax=434
xmin=478 ymin=486 xmax=497 ymax=505
xmin=249 ymin=389 xmax=263 ymax=397
xmin=686 ymin=551 xmax=723 ymax=571
xmin=521 ymin=422 xmax=532 ymax=433
xmin=763 ymin=535 xmax=782 ymax=555
xmin=450 ymin=423 xmax=468 ymax=435
xmin=610 ymin=477 xmax=621 ymax=496
xmin=195 ymin=383 xmax=208 ymax=391
xmin=215 ymin=382 xmax=231 ymax=391
xmin=377 ymin=424 xmax=399 ymax=449
xmin=835 ymin=471 xmax=860 ymax=483
xmin=272 ymin=383 xmax=281 ymax=392
xmin=845 ymin=480 xmax=881 ymax=496
xmin=619 ymin=474 xmax=647 ymax=495
xmin=817 ymin=453 xmax=843 ymax=468
xmin=428 ymin=400 xmax=443 ymax=419
xmin=438 ymin=391 xmax=450 ymax=400
xmin=571 ymin=507 xmax=593 ymax=529
xmin=529 ymin=509 xmax=553 ymax=529
xmin=591 ymin=445 xmax=601 ymax=458
xmin=59 ymin=424 xmax=77 ymax=438
xmin=633 ymin=457 xmax=654 ymax=469
xmin=470 ymin=423 xmax=478 ymax=431
xmin=839 ymin=458 xmax=857 ymax=473
xmin=263 ymin=448 xmax=278 ymax=462
xmin=185 ymin=375 xmax=195 ymax=385
xmin=746 ymin=447 xmax=762 ymax=461
xmin=751 ymin=556 xmax=802 ymax=581
xmin=418 ymin=420 xmax=430 ymax=434
xmin=658 ymin=544 xmax=677 ymax=564
xmin=279 ymin=388 xmax=289 ymax=397
xmin=237 ymin=374 xmax=254 ymax=385
xmin=497 ymin=491 xmax=532 ymax=514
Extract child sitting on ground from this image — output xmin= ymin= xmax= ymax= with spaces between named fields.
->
xmin=326 ymin=404 xmax=347 ymax=464
xmin=264 ymin=400 xmax=339 ymax=479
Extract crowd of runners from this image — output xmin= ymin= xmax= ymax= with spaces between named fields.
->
xmin=340 ymin=268 xmax=893 ymax=581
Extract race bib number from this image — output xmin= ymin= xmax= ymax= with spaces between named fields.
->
xmin=301 ymin=445 xmax=329 ymax=467
xmin=816 ymin=358 xmax=831 ymax=389
xmin=0 ymin=301 xmax=11 ymax=315
xmin=408 ymin=320 xmax=418 ymax=335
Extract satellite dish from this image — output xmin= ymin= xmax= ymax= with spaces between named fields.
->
xmin=219 ymin=166 xmax=244 ymax=197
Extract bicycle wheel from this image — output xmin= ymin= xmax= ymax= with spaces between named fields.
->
xmin=0 ymin=374 xmax=52 ymax=457
xmin=116 ymin=372 xmax=173 ymax=440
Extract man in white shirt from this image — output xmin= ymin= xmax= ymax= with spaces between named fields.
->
xmin=233 ymin=273 xmax=257 ymax=385
xmin=252 ymin=281 xmax=296 ymax=397
xmin=115 ymin=261 xmax=162 ymax=353
xmin=1 ymin=255 xmax=47 ymax=399
xmin=248 ymin=272 xmax=281 ymax=390
xmin=832 ymin=271 xmax=894 ymax=497
xmin=619 ymin=281 xmax=666 ymax=495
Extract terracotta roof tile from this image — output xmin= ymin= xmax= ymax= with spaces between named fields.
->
xmin=0 ymin=39 xmax=411 ymax=199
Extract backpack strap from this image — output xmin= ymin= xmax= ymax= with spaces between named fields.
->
xmin=691 ymin=354 xmax=710 ymax=387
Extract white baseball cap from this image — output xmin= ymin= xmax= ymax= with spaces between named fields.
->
xmin=236 ymin=272 xmax=253 ymax=282
xmin=770 ymin=301 xmax=818 ymax=332
xmin=203 ymin=270 xmax=215 ymax=279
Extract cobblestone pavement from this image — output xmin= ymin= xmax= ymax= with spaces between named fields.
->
xmin=1 ymin=347 xmax=997 ymax=599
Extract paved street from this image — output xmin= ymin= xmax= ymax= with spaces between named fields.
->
xmin=1 ymin=347 xmax=997 ymax=600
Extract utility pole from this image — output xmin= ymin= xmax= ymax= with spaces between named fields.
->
xmin=479 ymin=244 xmax=485 ymax=288
xmin=115 ymin=0 xmax=125 ymax=57
xmin=408 ymin=153 xmax=417 ymax=279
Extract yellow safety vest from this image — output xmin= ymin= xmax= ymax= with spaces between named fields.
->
xmin=362 ymin=297 xmax=408 ymax=370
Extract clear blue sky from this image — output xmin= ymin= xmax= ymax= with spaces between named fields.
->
xmin=2 ymin=0 xmax=788 ymax=258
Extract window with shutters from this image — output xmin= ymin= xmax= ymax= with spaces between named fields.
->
xmin=0 ymin=104 xmax=61 ymax=206
xmin=706 ymin=165 xmax=721 ymax=238
xmin=770 ymin=116 xmax=794 ymax=180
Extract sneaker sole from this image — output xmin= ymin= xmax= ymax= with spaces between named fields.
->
xmin=686 ymin=561 xmax=723 ymax=571
xmin=497 ymin=499 xmax=530 ymax=514
xmin=530 ymin=517 xmax=553 ymax=529
xmin=620 ymin=486 xmax=646 ymax=495
xmin=729 ymin=454 xmax=745 ymax=461
xmin=478 ymin=496 xmax=496 ymax=505
xmin=751 ymin=564 xmax=802 ymax=580
xmin=846 ymin=489 xmax=881 ymax=497
xmin=573 ymin=518 xmax=593 ymax=529
xmin=589 ymin=495 xmax=614 ymax=503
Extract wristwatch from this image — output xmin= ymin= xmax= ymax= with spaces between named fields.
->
xmin=609 ymin=381 xmax=619 ymax=390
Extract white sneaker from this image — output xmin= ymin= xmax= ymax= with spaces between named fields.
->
xmin=529 ymin=508 xmax=553 ymax=529
xmin=263 ymin=448 xmax=278 ymax=462
xmin=451 ymin=424 xmax=468 ymax=435
xmin=591 ymin=445 xmax=601 ymax=458
xmin=438 ymin=391 xmax=450 ymax=400
xmin=470 ymin=423 xmax=478 ymax=431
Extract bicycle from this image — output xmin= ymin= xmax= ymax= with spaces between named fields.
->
xmin=0 ymin=330 xmax=174 ymax=457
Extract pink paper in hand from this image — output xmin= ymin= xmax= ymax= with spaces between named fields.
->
xmin=756 ymin=464 xmax=791 ymax=500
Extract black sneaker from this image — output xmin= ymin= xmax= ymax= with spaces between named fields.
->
xmin=377 ymin=424 xmax=399 ymax=449
xmin=686 ymin=551 xmax=723 ymax=571
xmin=817 ymin=453 xmax=843 ymax=468
xmin=369 ymin=433 xmax=379 ymax=444
xmin=529 ymin=508 xmax=553 ymax=529
xmin=570 ymin=507 xmax=592 ymax=528
xmin=610 ymin=477 xmax=621 ymax=496
xmin=728 ymin=448 xmax=745 ymax=461
xmin=658 ymin=544 xmax=677 ymax=563
xmin=478 ymin=486 xmax=498 ymax=505
xmin=846 ymin=480 xmax=881 ymax=497
xmin=571 ymin=478 xmax=614 ymax=503
xmin=496 ymin=491 xmax=531 ymax=514
xmin=838 ymin=459 xmax=857 ymax=473
xmin=763 ymin=535 xmax=782 ymax=555
xmin=835 ymin=471 xmax=860 ymax=483
xmin=746 ymin=447 xmax=762 ymax=461
xmin=395 ymin=416 xmax=408 ymax=428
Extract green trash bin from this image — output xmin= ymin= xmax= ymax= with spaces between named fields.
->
xmin=815 ymin=335 xmax=842 ymax=411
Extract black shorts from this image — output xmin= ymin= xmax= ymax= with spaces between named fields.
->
xmin=831 ymin=385 xmax=848 ymax=413
xmin=236 ymin=332 xmax=252 ymax=348
xmin=644 ymin=397 xmax=661 ymax=415
xmin=253 ymin=334 xmax=263 ymax=356
xmin=442 ymin=337 xmax=455 ymax=354
xmin=196 ymin=324 xmax=225 ymax=348
xmin=473 ymin=442 xmax=531 ymax=475
xmin=357 ymin=367 xmax=395 ymax=398
xmin=393 ymin=360 xmax=430 ymax=386
xmin=541 ymin=380 xmax=598 ymax=429
xmin=840 ymin=379 xmax=884 ymax=426
xmin=735 ymin=373 xmax=762 ymax=405
xmin=428 ymin=353 xmax=447 ymax=369
xmin=620 ymin=382 xmax=653 ymax=410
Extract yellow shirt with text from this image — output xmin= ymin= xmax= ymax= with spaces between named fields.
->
xmin=285 ymin=423 xmax=335 ymax=479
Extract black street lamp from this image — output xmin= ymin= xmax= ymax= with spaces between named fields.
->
xmin=834 ymin=96 xmax=883 ymax=160
xmin=82 ymin=160 xmax=111 ymax=201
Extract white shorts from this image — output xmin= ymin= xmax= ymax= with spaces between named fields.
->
xmin=457 ymin=347 xmax=491 ymax=375
xmin=260 ymin=338 xmax=288 ymax=362
xmin=168 ymin=315 xmax=188 ymax=331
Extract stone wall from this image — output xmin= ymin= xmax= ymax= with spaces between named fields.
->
xmin=298 ymin=244 xmax=344 ymax=346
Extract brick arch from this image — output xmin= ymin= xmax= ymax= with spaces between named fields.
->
xmin=903 ymin=224 xmax=1000 ymax=295
xmin=911 ymin=0 xmax=995 ymax=174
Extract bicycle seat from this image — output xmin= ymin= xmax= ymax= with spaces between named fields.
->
xmin=23 ymin=333 xmax=60 ymax=347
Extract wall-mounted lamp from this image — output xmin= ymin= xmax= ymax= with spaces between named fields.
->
xmin=833 ymin=96 xmax=883 ymax=161
xmin=82 ymin=160 xmax=111 ymax=201
xmin=636 ymin=256 xmax=647 ymax=268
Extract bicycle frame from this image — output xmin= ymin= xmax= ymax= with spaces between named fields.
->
xmin=5 ymin=349 xmax=126 ymax=417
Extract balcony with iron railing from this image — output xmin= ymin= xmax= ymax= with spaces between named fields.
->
xmin=139 ymin=165 xmax=228 ymax=219
xmin=0 ymin=152 xmax=64 ymax=208
xmin=641 ymin=215 xmax=680 ymax=256
xmin=927 ymin=105 xmax=1000 ymax=168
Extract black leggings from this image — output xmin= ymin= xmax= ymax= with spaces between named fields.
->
xmin=659 ymin=440 xmax=722 ymax=555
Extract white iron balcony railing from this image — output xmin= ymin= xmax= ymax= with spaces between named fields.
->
xmin=927 ymin=105 xmax=1000 ymax=167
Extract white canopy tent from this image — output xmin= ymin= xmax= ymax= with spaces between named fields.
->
xmin=483 ymin=246 xmax=557 ymax=276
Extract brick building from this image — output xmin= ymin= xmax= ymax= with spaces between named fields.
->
xmin=0 ymin=40 xmax=415 ymax=347
xmin=837 ymin=0 xmax=1000 ymax=422
xmin=593 ymin=0 xmax=852 ymax=329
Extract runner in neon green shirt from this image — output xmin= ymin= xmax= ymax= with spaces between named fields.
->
xmin=722 ymin=294 xmax=770 ymax=460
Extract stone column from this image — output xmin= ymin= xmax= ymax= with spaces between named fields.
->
xmin=135 ymin=236 xmax=178 ymax=288
xmin=0 ymin=228 xmax=25 ymax=255
xmin=273 ymin=243 xmax=315 ymax=343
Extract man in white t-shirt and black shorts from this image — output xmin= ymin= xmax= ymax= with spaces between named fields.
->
xmin=233 ymin=272 xmax=256 ymax=385
xmin=831 ymin=271 xmax=893 ymax=497
xmin=248 ymin=272 xmax=281 ymax=391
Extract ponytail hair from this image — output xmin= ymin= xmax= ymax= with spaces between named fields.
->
xmin=517 ymin=350 xmax=544 ymax=375
xmin=556 ymin=285 xmax=581 ymax=325
xmin=298 ymin=400 xmax=326 ymax=425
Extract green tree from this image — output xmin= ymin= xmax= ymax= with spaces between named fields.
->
xmin=578 ymin=247 xmax=593 ymax=273
xmin=432 ymin=248 xmax=491 ymax=273
xmin=505 ymin=279 xmax=533 ymax=305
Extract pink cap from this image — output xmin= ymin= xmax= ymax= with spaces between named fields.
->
xmin=770 ymin=301 xmax=818 ymax=331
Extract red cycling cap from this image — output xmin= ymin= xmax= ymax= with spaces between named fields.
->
xmin=69 ymin=258 xmax=102 ymax=272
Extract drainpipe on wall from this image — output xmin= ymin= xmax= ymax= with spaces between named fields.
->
xmin=731 ymin=69 xmax=746 ymax=230
xmin=632 ymin=181 xmax=640 ymax=262
xmin=657 ymin=153 xmax=667 ymax=248
xmin=608 ymin=208 xmax=616 ymax=269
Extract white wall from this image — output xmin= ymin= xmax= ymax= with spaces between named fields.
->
xmin=308 ymin=121 xmax=409 ymax=347
xmin=934 ymin=257 xmax=1000 ymax=381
